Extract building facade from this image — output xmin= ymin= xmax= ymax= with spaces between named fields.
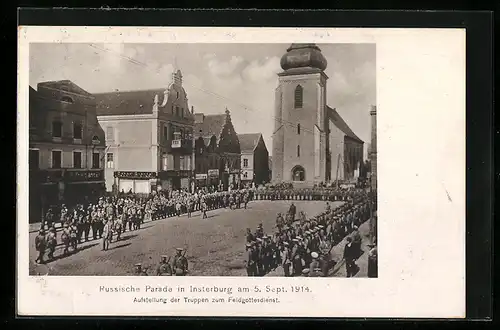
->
xmin=272 ymin=43 xmax=364 ymax=186
xmin=95 ymin=70 xmax=195 ymax=194
xmin=238 ymin=133 xmax=270 ymax=185
xmin=194 ymin=109 xmax=241 ymax=190
xmin=29 ymin=80 xmax=106 ymax=222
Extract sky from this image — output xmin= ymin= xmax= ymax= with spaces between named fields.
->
xmin=29 ymin=43 xmax=376 ymax=157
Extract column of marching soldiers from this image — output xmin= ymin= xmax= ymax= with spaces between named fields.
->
xmin=34 ymin=188 xmax=256 ymax=267
xmin=33 ymin=186 xmax=375 ymax=277
xmin=243 ymin=194 xmax=375 ymax=277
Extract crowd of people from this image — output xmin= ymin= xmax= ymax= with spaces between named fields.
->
xmin=33 ymin=184 xmax=377 ymax=278
xmin=244 ymin=192 xmax=377 ymax=277
xmin=34 ymin=188 xmax=255 ymax=265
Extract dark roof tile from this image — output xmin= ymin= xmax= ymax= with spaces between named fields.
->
xmin=94 ymin=89 xmax=165 ymax=116
xmin=237 ymin=133 xmax=262 ymax=153
xmin=326 ymin=106 xmax=363 ymax=143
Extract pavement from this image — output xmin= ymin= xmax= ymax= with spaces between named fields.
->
xmin=28 ymin=200 xmax=340 ymax=276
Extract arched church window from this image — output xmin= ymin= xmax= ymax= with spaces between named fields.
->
xmin=294 ymin=85 xmax=303 ymax=109
xmin=297 ymin=123 xmax=301 ymax=135
xmin=297 ymin=145 xmax=300 ymax=158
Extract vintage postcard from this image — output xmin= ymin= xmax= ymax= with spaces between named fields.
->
xmin=17 ymin=26 xmax=465 ymax=317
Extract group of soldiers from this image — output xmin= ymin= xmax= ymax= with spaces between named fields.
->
xmin=253 ymin=187 xmax=368 ymax=202
xmin=34 ymin=188 xmax=255 ymax=265
xmin=244 ymin=192 xmax=375 ymax=277
xmin=133 ymin=247 xmax=189 ymax=276
xmin=148 ymin=189 xmax=254 ymax=220
xmin=34 ymin=196 xmax=149 ymax=264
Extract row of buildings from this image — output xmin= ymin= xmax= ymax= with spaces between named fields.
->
xmin=28 ymin=43 xmax=370 ymax=221
xmin=28 ymin=69 xmax=270 ymax=222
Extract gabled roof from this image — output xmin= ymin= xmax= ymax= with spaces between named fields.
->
xmin=326 ymin=106 xmax=363 ymax=143
xmin=94 ymin=89 xmax=164 ymax=116
xmin=37 ymin=80 xmax=93 ymax=97
xmin=194 ymin=114 xmax=226 ymax=140
xmin=238 ymin=133 xmax=262 ymax=153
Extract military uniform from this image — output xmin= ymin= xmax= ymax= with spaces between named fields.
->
xmin=156 ymin=256 xmax=172 ymax=276
xmin=172 ymin=248 xmax=188 ymax=276
xmin=135 ymin=263 xmax=148 ymax=276
xmin=245 ymin=243 xmax=256 ymax=276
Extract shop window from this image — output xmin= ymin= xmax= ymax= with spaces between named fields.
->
xmin=51 ymin=150 xmax=62 ymax=168
xmin=73 ymin=151 xmax=82 ymax=169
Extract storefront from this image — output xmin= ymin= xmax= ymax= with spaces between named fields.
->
xmin=114 ymin=171 xmax=157 ymax=195
xmin=159 ymin=170 xmax=193 ymax=191
xmin=207 ymin=169 xmax=220 ymax=190
xmin=64 ymin=170 xmax=105 ymax=205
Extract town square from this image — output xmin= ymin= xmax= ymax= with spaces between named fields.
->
xmin=28 ymin=42 xmax=377 ymax=277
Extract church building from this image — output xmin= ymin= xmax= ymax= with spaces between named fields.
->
xmin=272 ymin=43 xmax=364 ymax=185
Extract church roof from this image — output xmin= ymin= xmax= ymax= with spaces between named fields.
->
xmin=238 ymin=133 xmax=262 ymax=153
xmin=94 ymin=88 xmax=164 ymax=116
xmin=194 ymin=113 xmax=227 ymax=139
xmin=326 ymin=106 xmax=363 ymax=143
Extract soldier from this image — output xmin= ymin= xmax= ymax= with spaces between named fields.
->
xmin=69 ymin=222 xmax=78 ymax=251
xmin=45 ymin=227 xmax=57 ymax=260
xmin=254 ymin=238 xmax=264 ymax=276
xmin=275 ymin=213 xmax=284 ymax=232
xmin=343 ymin=237 xmax=358 ymax=277
xmin=243 ymin=192 xmax=249 ymax=209
xmin=288 ymin=203 xmax=296 ymax=221
xmin=351 ymin=225 xmax=362 ymax=257
xmin=172 ymin=248 xmax=188 ymax=276
xmin=102 ymin=220 xmax=112 ymax=251
xmin=61 ymin=223 xmax=71 ymax=255
xmin=309 ymin=252 xmax=322 ymax=277
xmin=134 ymin=263 xmax=148 ymax=276
xmin=367 ymin=243 xmax=378 ymax=278
xmin=35 ymin=229 xmax=46 ymax=264
xmin=246 ymin=228 xmax=255 ymax=243
xmin=281 ymin=241 xmax=292 ymax=277
xmin=256 ymin=223 xmax=264 ymax=239
xmin=245 ymin=243 xmax=255 ymax=276
xmin=201 ymin=200 xmax=208 ymax=219
xmin=291 ymin=238 xmax=301 ymax=276
xmin=156 ymin=255 xmax=172 ymax=276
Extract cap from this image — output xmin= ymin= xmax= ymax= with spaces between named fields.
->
xmin=176 ymin=248 xmax=183 ymax=252
xmin=135 ymin=263 xmax=142 ymax=267
xmin=283 ymin=242 xmax=289 ymax=246
xmin=245 ymin=243 xmax=252 ymax=248
xmin=311 ymin=252 xmax=319 ymax=259
xmin=256 ymin=238 xmax=262 ymax=242
xmin=161 ymin=255 xmax=168 ymax=258
xmin=318 ymin=225 xmax=324 ymax=229
xmin=302 ymin=268 xmax=310 ymax=275
xmin=292 ymin=238 xmax=298 ymax=242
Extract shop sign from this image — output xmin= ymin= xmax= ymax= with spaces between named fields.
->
xmin=159 ymin=170 xmax=192 ymax=179
xmin=196 ymin=173 xmax=208 ymax=180
xmin=171 ymin=140 xmax=182 ymax=148
xmin=66 ymin=170 xmax=103 ymax=182
xmin=114 ymin=171 xmax=157 ymax=180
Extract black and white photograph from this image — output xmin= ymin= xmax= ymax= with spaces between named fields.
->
xmin=18 ymin=24 xmax=467 ymax=318
xmin=28 ymin=42 xmax=378 ymax=277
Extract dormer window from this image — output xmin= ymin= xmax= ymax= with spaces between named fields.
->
xmin=61 ymin=96 xmax=74 ymax=103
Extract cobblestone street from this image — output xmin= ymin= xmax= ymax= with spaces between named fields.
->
xmin=29 ymin=201 xmax=342 ymax=276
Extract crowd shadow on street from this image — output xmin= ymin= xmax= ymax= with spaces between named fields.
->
xmin=115 ymin=234 xmax=138 ymax=242
xmin=45 ymin=242 xmax=100 ymax=264
xmin=108 ymin=242 xmax=131 ymax=251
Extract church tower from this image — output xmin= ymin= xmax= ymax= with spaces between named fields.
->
xmin=272 ymin=43 xmax=328 ymax=185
